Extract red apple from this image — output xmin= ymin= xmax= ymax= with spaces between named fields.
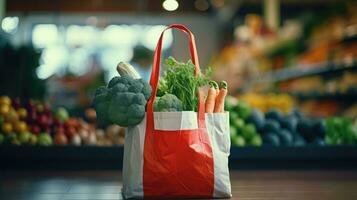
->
xmin=38 ymin=114 xmax=48 ymax=126
xmin=30 ymin=124 xmax=41 ymax=135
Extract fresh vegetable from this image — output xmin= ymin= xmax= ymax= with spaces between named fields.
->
xmin=93 ymin=62 xmax=152 ymax=127
xmin=325 ymin=117 xmax=357 ymax=145
xmin=205 ymin=81 xmax=218 ymax=113
xmin=154 ymin=94 xmax=183 ymax=112
xmin=158 ymin=57 xmax=210 ymax=111
xmin=214 ymin=81 xmax=228 ymax=113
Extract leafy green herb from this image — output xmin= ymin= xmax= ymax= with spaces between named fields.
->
xmin=158 ymin=57 xmax=210 ymax=111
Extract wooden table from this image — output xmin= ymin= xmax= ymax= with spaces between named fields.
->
xmin=1 ymin=170 xmax=357 ymax=200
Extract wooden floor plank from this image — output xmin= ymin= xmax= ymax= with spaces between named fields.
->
xmin=1 ymin=170 xmax=357 ymax=200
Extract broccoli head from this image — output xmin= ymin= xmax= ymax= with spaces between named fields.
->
xmin=93 ymin=86 xmax=111 ymax=127
xmin=93 ymin=74 xmax=152 ymax=127
xmin=154 ymin=93 xmax=183 ymax=112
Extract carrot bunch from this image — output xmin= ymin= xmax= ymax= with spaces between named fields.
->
xmin=205 ymin=80 xmax=228 ymax=113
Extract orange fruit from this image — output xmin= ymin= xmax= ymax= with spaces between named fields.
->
xmin=2 ymin=122 xmax=13 ymax=134
xmin=14 ymin=121 xmax=27 ymax=133
xmin=0 ymin=96 xmax=11 ymax=106
xmin=5 ymin=109 xmax=19 ymax=123
xmin=0 ymin=104 xmax=10 ymax=116
xmin=17 ymin=108 xmax=28 ymax=119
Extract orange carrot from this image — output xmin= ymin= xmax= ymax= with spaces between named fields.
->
xmin=214 ymin=81 xmax=228 ymax=113
xmin=205 ymin=81 xmax=218 ymax=113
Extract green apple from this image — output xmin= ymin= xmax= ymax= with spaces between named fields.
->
xmin=37 ymin=133 xmax=53 ymax=146
xmin=18 ymin=131 xmax=31 ymax=144
xmin=55 ymin=107 xmax=69 ymax=122
xmin=28 ymin=134 xmax=37 ymax=145
xmin=232 ymin=135 xmax=246 ymax=147
xmin=250 ymin=134 xmax=263 ymax=146
xmin=241 ymin=123 xmax=257 ymax=140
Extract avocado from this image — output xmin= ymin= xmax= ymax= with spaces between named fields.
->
xmin=263 ymin=119 xmax=280 ymax=134
xmin=247 ymin=109 xmax=265 ymax=131
xmin=281 ymin=116 xmax=298 ymax=133
xmin=265 ymin=109 xmax=283 ymax=122
xmin=262 ymin=132 xmax=280 ymax=146
xmin=278 ymin=129 xmax=293 ymax=145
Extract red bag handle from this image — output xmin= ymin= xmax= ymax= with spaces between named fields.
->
xmin=146 ymin=24 xmax=206 ymax=130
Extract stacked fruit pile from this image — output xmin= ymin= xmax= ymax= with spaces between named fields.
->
xmin=227 ymin=96 xmax=356 ymax=147
xmin=227 ymin=97 xmax=262 ymax=146
xmin=0 ymin=96 xmax=125 ymax=146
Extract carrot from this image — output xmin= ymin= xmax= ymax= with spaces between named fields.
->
xmin=214 ymin=81 xmax=228 ymax=113
xmin=205 ymin=81 xmax=218 ymax=113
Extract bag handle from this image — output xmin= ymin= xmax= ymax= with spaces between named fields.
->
xmin=146 ymin=24 xmax=206 ymax=130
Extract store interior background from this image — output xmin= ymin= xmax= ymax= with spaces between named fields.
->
xmin=0 ymin=0 xmax=356 ymax=169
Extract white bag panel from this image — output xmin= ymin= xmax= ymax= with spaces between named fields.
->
xmin=206 ymin=112 xmax=232 ymax=198
xmin=122 ymin=120 xmax=146 ymax=199
xmin=154 ymin=111 xmax=198 ymax=130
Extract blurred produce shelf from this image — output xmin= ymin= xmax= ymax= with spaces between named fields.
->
xmin=257 ymin=63 xmax=357 ymax=83
xmin=1 ymin=146 xmax=357 ymax=170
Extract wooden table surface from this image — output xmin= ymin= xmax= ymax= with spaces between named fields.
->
xmin=1 ymin=170 xmax=357 ymax=200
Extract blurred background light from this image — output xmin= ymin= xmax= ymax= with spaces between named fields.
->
xmin=102 ymin=25 xmax=138 ymax=47
xmin=141 ymin=25 xmax=173 ymax=50
xmin=162 ymin=0 xmax=179 ymax=11
xmin=32 ymin=24 xmax=58 ymax=48
xmin=1 ymin=16 xmax=19 ymax=34
xmin=66 ymin=25 xmax=97 ymax=46
xmin=36 ymin=46 xmax=69 ymax=79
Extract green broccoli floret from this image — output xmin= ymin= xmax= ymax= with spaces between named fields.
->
xmin=154 ymin=94 xmax=183 ymax=112
xmin=93 ymin=86 xmax=111 ymax=127
xmin=93 ymin=75 xmax=152 ymax=127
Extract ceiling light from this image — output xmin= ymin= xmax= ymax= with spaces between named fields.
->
xmin=163 ymin=0 xmax=179 ymax=12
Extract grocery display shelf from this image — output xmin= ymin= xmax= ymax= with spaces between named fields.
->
xmin=256 ymin=62 xmax=357 ymax=83
xmin=1 ymin=146 xmax=357 ymax=170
